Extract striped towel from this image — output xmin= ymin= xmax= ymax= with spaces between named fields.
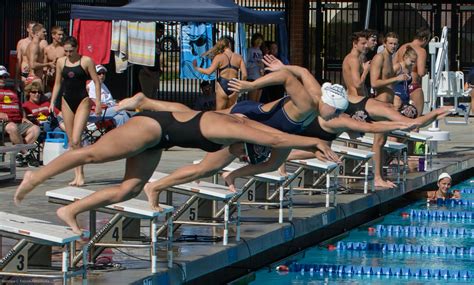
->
xmin=127 ymin=21 xmax=155 ymax=66
xmin=111 ymin=20 xmax=128 ymax=73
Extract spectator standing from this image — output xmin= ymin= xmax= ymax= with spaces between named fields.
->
xmin=139 ymin=23 xmax=164 ymax=99
xmin=193 ymin=80 xmax=216 ymax=111
xmin=246 ymin=33 xmax=265 ymax=102
xmin=260 ymin=41 xmax=287 ymax=103
xmin=194 ymin=37 xmax=247 ymax=110
xmin=395 ymin=27 xmax=431 ymax=116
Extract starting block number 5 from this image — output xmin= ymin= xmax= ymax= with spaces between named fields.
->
xmin=179 ymin=199 xmax=199 ymax=221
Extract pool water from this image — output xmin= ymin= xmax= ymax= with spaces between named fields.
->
xmin=249 ymin=178 xmax=474 ymax=285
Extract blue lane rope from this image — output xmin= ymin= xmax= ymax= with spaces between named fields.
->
xmin=335 ymin=241 xmax=474 ymax=255
xmin=285 ymin=262 xmax=474 ymax=279
xmin=430 ymin=198 xmax=474 ymax=206
xmin=409 ymin=209 xmax=474 ymax=220
xmin=373 ymin=224 xmax=474 ymax=237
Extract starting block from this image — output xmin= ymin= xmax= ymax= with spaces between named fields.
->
xmin=286 ymin=158 xmax=338 ymax=207
xmin=0 ymin=144 xmax=35 ymax=181
xmin=331 ymin=144 xmax=374 ymax=194
xmin=337 ymin=133 xmax=407 ymax=184
xmin=219 ymin=162 xmax=294 ymax=224
xmin=46 ymin=187 xmax=173 ymax=273
xmin=0 ymin=211 xmax=87 ymax=284
xmin=149 ymin=172 xmax=241 ymax=246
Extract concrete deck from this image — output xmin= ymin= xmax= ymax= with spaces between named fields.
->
xmin=0 ymin=119 xmax=473 ymax=284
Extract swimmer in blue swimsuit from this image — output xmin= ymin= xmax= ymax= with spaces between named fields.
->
xmin=193 ymin=37 xmax=247 ymax=110
xmin=393 ymin=46 xmax=419 ymax=118
xmin=147 ymin=56 xmax=347 ymax=192
xmin=116 ymin=55 xmax=348 ymax=192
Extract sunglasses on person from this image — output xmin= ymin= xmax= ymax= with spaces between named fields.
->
xmin=97 ymin=72 xmax=106 ymax=75
xmin=29 ymin=90 xmax=41 ymax=94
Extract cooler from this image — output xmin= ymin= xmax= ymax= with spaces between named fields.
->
xmin=43 ymin=132 xmax=68 ymax=165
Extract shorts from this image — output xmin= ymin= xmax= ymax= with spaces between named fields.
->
xmin=0 ymin=122 xmax=34 ymax=135
xmin=17 ymin=122 xmax=34 ymax=135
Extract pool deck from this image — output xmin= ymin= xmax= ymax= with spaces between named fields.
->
xmin=1 ymin=119 xmax=473 ymax=285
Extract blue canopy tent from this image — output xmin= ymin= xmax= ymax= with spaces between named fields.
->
xmin=70 ymin=0 xmax=288 ymax=58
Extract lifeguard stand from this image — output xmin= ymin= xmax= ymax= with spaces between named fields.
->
xmin=420 ymin=26 xmax=471 ymax=169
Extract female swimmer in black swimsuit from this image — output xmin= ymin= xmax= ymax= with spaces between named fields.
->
xmin=50 ymin=36 xmax=102 ymax=187
xmin=15 ymin=110 xmax=338 ymax=234
xmin=193 ymin=37 xmax=247 ymax=110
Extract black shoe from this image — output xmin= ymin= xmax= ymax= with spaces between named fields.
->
xmin=16 ymin=154 xmax=27 ymax=167
xmin=25 ymin=152 xmax=40 ymax=167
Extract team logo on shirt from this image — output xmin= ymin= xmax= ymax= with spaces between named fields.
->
xmin=68 ymin=71 xmax=75 ymax=78
xmin=351 ymin=110 xmax=368 ymax=122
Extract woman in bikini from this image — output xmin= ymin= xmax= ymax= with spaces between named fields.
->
xmin=49 ymin=36 xmax=101 ymax=186
xmin=15 ymin=109 xmax=338 ymax=234
xmin=193 ymin=37 xmax=247 ymax=110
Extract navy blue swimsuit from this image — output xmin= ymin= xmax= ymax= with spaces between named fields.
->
xmin=393 ymin=63 xmax=412 ymax=105
xmin=217 ymin=53 xmax=239 ymax=96
xmin=230 ymin=96 xmax=313 ymax=134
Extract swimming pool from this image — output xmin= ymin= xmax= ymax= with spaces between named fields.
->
xmin=247 ymin=178 xmax=474 ymax=284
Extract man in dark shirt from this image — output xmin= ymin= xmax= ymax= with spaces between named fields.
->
xmin=139 ymin=23 xmax=164 ymax=99
xmin=193 ymin=80 xmax=216 ymax=111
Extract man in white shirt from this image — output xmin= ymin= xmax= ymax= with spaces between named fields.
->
xmin=87 ymin=65 xmax=130 ymax=126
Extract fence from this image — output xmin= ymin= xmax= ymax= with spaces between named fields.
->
xmin=1 ymin=1 xmax=473 ymax=101
xmin=306 ymin=0 xmax=474 ymax=85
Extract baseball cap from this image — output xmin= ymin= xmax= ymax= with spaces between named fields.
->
xmin=0 ymin=65 xmax=10 ymax=77
xmin=95 ymin=65 xmax=107 ymax=73
xmin=321 ymin=82 xmax=349 ymax=112
xmin=438 ymin=172 xmax=451 ymax=181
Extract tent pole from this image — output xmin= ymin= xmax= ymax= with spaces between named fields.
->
xmin=364 ymin=0 xmax=372 ymax=29
xmin=69 ymin=19 xmax=73 ymax=35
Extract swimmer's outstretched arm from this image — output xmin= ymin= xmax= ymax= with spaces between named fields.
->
xmin=262 ymin=55 xmax=321 ymax=97
xmin=368 ymin=103 xmax=453 ymax=127
xmin=326 ymin=116 xmax=418 ymax=134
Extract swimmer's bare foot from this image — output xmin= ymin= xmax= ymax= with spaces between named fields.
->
xmin=144 ymin=183 xmax=163 ymax=212
xmin=374 ymin=177 xmax=396 ymax=189
xmin=116 ymin=92 xmax=145 ymax=112
xmin=222 ymin=172 xmax=237 ymax=193
xmin=14 ymin=171 xmax=37 ymax=205
xmin=57 ymin=206 xmax=82 ymax=235
xmin=68 ymin=178 xmax=77 ymax=186
xmin=278 ymin=164 xmax=288 ymax=177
